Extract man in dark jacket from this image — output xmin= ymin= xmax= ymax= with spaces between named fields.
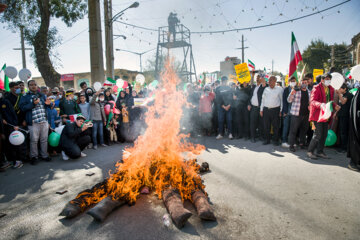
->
xmin=248 ymin=75 xmax=267 ymax=142
xmin=238 ymin=82 xmax=251 ymax=139
xmin=0 ymin=91 xmax=23 ymax=168
xmin=215 ymin=76 xmax=234 ymax=139
xmin=281 ymin=76 xmax=296 ymax=147
xmin=60 ymin=115 xmax=91 ymax=160
xmin=59 ymin=89 xmax=80 ymax=118
xmin=19 ymin=80 xmax=52 ymax=165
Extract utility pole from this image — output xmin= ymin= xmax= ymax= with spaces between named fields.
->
xmin=331 ymin=45 xmax=335 ymax=68
xmin=88 ymin=0 xmax=105 ymax=84
xmin=272 ymin=59 xmax=274 ymax=75
xmin=235 ymin=34 xmax=248 ymax=63
xmin=13 ymin=26 xmax=31 ymax=69
xmin=104 ymin=0 xmax=114 ymax=79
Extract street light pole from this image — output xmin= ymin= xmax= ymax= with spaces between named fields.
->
xmin=104 ymin=1 xmax=139 ymax=80
xmin=115 ymin=48 xmax=155 ymax=72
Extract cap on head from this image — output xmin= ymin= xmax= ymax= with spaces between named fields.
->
xmin=76 ymin=114 xmax=86 ymax=121
xmin=65 ymin=89 xmax=74 ymax=96
xmin=221 ymin=76 xmax=228 ymax=82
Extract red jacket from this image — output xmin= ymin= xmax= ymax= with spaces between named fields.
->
xmin=309 ymin=83 xmax=336 ymax=122
xmin=199 ymin=92 xmax=215 ymax=113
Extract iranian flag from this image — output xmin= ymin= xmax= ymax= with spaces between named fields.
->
xmin=318 ymin=102 xmax=333 ymax=122
xmin=345 ymin=71 xmax=352 ymax=79
xmin=69 ymin=114 xmax=79 ymax=122
xmin=0 ymin=64 xmax=10 ymax=91
xmin=289 ymin=32 xmax=303 ymax=80
xmin=104 ymin=77 xmax=116 ymax=86
xmin=248 ymin=59 xmax=255 ymax=69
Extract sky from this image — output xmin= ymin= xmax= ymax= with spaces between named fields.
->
xmin=0 ymin=0 xmax=360 ymax=80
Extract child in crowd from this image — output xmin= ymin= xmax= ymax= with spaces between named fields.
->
xmin=78 ymin=94 xmax=90 ymax=120
xmin=109 ymin=114 xmax=118 ymax=144
xmin=121 ymin=102 xmax=130 ymax=141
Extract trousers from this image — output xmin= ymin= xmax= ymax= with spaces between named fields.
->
xmin=263 ymin=107 xmax=280 ymax=142
xmin=288 ymin=115 xmax=309 ymax=146
xmin=250 ymin=106 xmax=263 ymax=139
xmin=218 ymin=107 xmax=232 ymax=135
xmin=28 ymin=122 xmax=49 ymax=159
xmin=308 ymin=121 xmax=328 ymax=154
xmin=63 ymin=135 xmax=91 ymax=159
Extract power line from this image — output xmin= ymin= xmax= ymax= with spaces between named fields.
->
xmin=114 ymin=0 xmax=350 ymax=35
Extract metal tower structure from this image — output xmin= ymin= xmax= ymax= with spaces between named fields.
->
xmin=155 ymin=24 xmax=197 ymax=83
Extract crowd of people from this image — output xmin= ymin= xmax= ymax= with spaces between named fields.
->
xmin=0 ymin=72 xmax=359 ymax=172
xmin=0 ymin=79 xmax=147 ymax=170
xmin=184 ymin=73 xmax=359 ymax=171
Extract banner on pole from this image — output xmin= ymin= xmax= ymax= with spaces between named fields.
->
xmin=234 ymin=63 xmax=251 ymax=84
xmin=285 ymin=75 xmax=289 ymax=86
xmin=313 ymin=69 xmax=324 ymax=82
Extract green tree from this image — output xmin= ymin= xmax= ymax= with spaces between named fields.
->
xmin=143 ymin=53 xmax=181 ymax=83
xmin=0 ymin=0 xmax=87 ymax=87
xmin=332 ymin=42 xmax=352 ymax=72
xmin=301 ymin=39 xmax=331 ymax=72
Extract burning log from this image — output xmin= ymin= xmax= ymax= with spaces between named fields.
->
xmin=87 ymin=196 xmax=126 ymax=222
xmin=59 ymin=202 xmax=82 ymax=219
xmin=199 ymin=162 xmax=210 ymax=173
xmin=192 ymin=190 xmax=216 ymax=221
xmin=162 ymin=189 xmax=192 ymax=228
xmin=59 ymin=180 xmax=108 ymax=219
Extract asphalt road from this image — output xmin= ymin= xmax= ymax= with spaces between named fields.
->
xmin=0 ymin=137 xmax=359 ymax=240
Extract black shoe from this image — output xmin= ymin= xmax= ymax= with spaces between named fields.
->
xmin=251 ymin=138 xmax=256 ymax=143
xmin=42 ymin=157 xmax=52 ymax=162
xmin=30 ymin=157 xmax=39 ymax=165
xmin=316 ymin=152 xmax=330 ymax=159
xmin=289 ymin=146 xmax=296 ymax=152
xmin=307 ymin=152 xmax=318 ymax=159
xmin=263 ymin=141 xmax=270 ymax=145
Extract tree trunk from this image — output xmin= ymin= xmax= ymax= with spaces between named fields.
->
xmin=33 ymin=0 xmax=60 ymax=88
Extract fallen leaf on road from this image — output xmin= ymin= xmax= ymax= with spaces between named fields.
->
xmin=56 ymin=190 xmax=68 ymax=195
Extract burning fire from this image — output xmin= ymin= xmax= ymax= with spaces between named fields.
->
xmin=73 ymin=59 xmax=205 ymax=208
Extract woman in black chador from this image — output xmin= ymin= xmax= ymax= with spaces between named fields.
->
xmin=347 ymin=90 xmax=360 ymax=171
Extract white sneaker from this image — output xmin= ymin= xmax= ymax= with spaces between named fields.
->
xmin=281 ymin=142 xmax=290 ymax=148
xmin=62 ymin=151 xmax=69 ymax=161
xmin=216 ymin=134 xmax=223 ymax=140
xmin=228 ymin=134 xmax=233 ymax=140
xmin=81 ymin=152 xmax=87 ymax=157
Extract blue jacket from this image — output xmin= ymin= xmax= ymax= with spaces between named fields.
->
xmin=47 ymin=107 xmax=60 ymax=129
xmin=19 ymin=91 xmax=49 ymax=126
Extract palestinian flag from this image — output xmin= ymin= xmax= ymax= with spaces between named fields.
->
xmin=318 ymin=101 xmax=333 ymax=122
xmin=104 ymin=77 xmax=116 ymax=86
xmin=0 ymin=64 xmax=10 ymax=91
xmin=289 ymin=32 xmax=303 ymax=80
xmin=345 ymin=71 xmax=352 ymax=79
xmin=248 ymin=59 xmax=255 ymax=69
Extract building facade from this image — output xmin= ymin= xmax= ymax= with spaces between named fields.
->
xmin=349 ymin=32 xmax=360 ymax=66
xmin=32 ymin=68 xmax=140 ymax=90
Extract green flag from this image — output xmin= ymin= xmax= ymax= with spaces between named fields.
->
xmin=106 ymin=77 xmax=116 ymax=84
xmin=0 ymin=64 xmax=10 ymax=91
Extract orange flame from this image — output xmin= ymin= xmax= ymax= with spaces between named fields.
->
xmin=75 ymin=59 xmax=205 ymax=208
